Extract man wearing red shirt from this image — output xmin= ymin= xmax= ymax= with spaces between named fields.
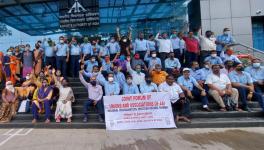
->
xmin=183 ymin=31 xmax=200 ymax=67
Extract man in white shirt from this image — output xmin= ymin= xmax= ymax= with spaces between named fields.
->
xmin=205 ymin=64 xmax=239 ymax=111
xmin=198 ymin=29 xmax=217 ymax=64
xmin=155 ymin=32 xmax=173 ymax=68
xmin=126 ymin=57 xmax=146 ymax=86
xmin=159 ymin=75 xmax=190 ymax=122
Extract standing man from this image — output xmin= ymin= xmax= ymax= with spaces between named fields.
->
xmin=106 ymin=36 xmax=120 ymax=60
xmin=81 ymin=37 xmax=92 ymax=61
xmin=134 ymin=32 xmax=149 ymax=59
xmin=216 ymin=28 xmax=235 ymax=56
xmin=43 ymin=38 xmax=56 ymax=68
xmin=183 ymin=31 xmax=200 ymax=67
xmin=69 ymin=38 xmax=81 ymax=78
xmin=53 ymin=36 xmax=69 ymax=78
xmin=155 ymin=32 xmax=173 ymax=68
xmin=198 ymin=29 xmax=216 ymax=64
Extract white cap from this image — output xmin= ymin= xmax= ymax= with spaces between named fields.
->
xmin=183 ymin=68 xmax=191 ymax=72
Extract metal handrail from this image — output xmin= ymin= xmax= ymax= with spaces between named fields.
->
xmin=229 ymin=42 xmax=264 ymax=54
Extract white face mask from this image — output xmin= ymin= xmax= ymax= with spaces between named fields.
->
xmin=224 ymin=31 xmax=230 ymax=35
xmin=205 ymin=65 xmax=210 ymax=69
xmin=211 ymin=54 xmax=217 ymax=57
xmin=151 ymin=54 xmax=157 ymax=58
xmin=122 ymin=39 xmax=127 ymax=43
xmin=253 ymin=63 xmax=261 ymax=68
xmin=7 ymin=52 xmax=12 ymax=56
xmin=91 ymin=58 xmax=96 ymax=62
xmin=26 ymin=76 xmax=30 ymax=80
xmin=60 ymin=40 xmax=64 ymax=44
xmin=108 ymin=77 xmax=114 ymax=82
xmin=6 ymin=84 xmax=14 ymax=93
xmin=127 ymin=79 xmax=132 ymax=84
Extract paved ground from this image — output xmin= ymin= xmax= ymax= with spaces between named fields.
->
xmin=0 ymin=128 xmax=263 ymax=150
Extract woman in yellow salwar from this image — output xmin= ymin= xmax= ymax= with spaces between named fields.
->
xmin=0 ymin=81 xmax=18 ymax=123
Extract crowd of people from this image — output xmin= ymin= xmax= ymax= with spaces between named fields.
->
xmin=0 ymin=26 xmax=264 ymax=124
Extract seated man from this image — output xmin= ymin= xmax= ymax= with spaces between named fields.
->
xmin=165 ymin=52 xmax=181 ymax=75
xmin=177 ymin=68 xmax=211 ymax=111
xmin=206 ymin=64 xmax=240 ymax=111
xmin=126 ymin=57 xmax=146 ymax=86
xmin=245 ymin=58 xmax=264 ymax=94
xmin=79 ymin=71 xmax=104 ymax=123
xmin=229 ymin=63 xmax=264 ymax=112
xmin=122 ymin=75 xmax=140 ymax=95
xmin=97 ymin=72 xmax=120 ymax=96
xmin=84 ymin=55 xmax=98 ymax=73
xmin=144 ymin=50 xmax=161 ymax=70
xmin=131 ymin=53 xmax=148 ymax=72
xmin=220 ymin=47 xmax=241 ymax=64
xmin=32 ymin=79 xmax=53 ymax=124
xmin=159 ymin=75 xmax=190 ymax=122
xmin=204 ymin=50 xmax=223 ymax=65
xmin=140 ymin=75 xmax=158 ymax=93
xmin=150 ymin=64 xmax=168 ymax=86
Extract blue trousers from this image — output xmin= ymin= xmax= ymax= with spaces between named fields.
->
xmin=83 ymin=99 xmax=104 ymax=117
xmin=56 ymin=56 xmax=67 ymax=77
xmin=191 ymin=88 xmax=209 ymax=107
xmin=70 ymin=55 xmax=80 ymax=77
xmin=32 ymin=100 xmax=52 ymax=120
xmin=236 ymin=87 xmax=264 ymax=111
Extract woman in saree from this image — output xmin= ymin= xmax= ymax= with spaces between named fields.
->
xmin=31 ymin=79 xmax=53 ymax=124
xmin=52 ymin=69 xmax=75 ymax=123
xmin=14 ymin=46 xmax=22 ymax=76
xmin=0 ymin=81 xmax=18 ymax=123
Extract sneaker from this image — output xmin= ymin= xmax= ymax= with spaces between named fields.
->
xmin=83 ymin=117 xmax=88 ymax=123
xmin=45 ymin=119 xmax=50 ymax=124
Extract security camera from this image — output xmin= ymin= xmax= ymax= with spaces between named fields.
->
xmin=256 ymin=10 xmax=262 ymax=15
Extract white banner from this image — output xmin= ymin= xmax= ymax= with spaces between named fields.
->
xmin=104 ymin=92 xmax=176 ymax=130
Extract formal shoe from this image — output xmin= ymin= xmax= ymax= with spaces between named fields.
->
xmin=83 ymin=117 xmax=88 ymax=123
xmin=98 ymin=116 xmax=104 ymax=123
xmin=202 ymin=107 xmax=213 ymax=112
xmin=219 ymin=107 xmax=227 ymax=112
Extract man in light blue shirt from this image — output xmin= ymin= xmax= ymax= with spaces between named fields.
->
xmin=229 ymin=63 xmax=264 ymax=111
xmin=204 ymin=50 xmax=223 ymax=65
xmin=198 ymin=60 xmax=212 ymax=83
xmin=69 ymin=38 xmax=81 ymax=77
xmin=144 ymin=50 xmax=161 ymax=70
xmin=245 ymin=58 xmax=264 ymax=94
xmin=220 ymin=48 xmax=241 ymax=64
xmin=165 ymin=52 xmax=181 ymax=75
xmin=98 ymin=72 xmax=120 ymax=96
xmin=43 ymin=38 xmax=55 ymax=68
xmin=112 ymin=65 xmax=126 ymax=89
xmin=177 ymin=68 xmax=210 ymax=111
xmin=84 ymin=55 xmax=98 ymax=73
xmin=147 ymin=34 xmax=156 ymax=52
xmin=53 ymin=36 xmax=69 ymax=77
xmin=134 ymin=32 xmax=149 ymax=59
xmin=216 ymin=28 xmax=235 ymax=56
xmin=106 ymin=36 xmax=120 ymax=60
xmin=140 ymin=75 xmax=158 ymax=93
xmin=122 ymin=75 xmax=140 ymax=95
xmin=81 ymin=37 xmax=92 ymax=61
xmin=90 ymin=40 xmax=101 ymax=56
xmin=190 ymin=61 xmax=204 ymax=82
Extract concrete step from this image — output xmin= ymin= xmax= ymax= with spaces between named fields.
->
xmin=177 ymin=117 xmax=264 ymax=128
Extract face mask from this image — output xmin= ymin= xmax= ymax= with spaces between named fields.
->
xmin=91 ymin=58 xmax=96 ymax=62
xmin=7 ymin=52 xmax=12 ymax=56
xmin=226 ymin=50 xmax=233 ymax=55
xmin=21 ymin=48 xmax=25 ymax=51
xmin=205 ymin=65 xmax=210 ymax=69
xmin=127 ymin=79 xmax=132 ymax=84
xmin=72 ymin=42 xmax=77 ymax=45
xmin=253 ymin=63 xmax=261 ymax=68
xmin=171 ymin=34 xmax=177 ymax=39
xmin=90 ymin=80 xmax=97 ymax=86
xmin=93 ymin=72 xmax=98 ymax=76
xmin=236 ymin=67 xmax=244 ymax=71
xmin=134 ymin=55 xmax=140 ymax=59
xmin=211 ymin=54 xmax=217 ymax=57
xmin=108 ymin=77 xmax=114 ymax=82
xmin=170 ymin=55 xmax=174 ymax=59
xmin=110 ymin=39 xmax=115 ymax=43
xmin=84 ymin=39 xmax=89 ymax=43
xmin=122 ymin=38 xmax=127 ymax=43
xmin=25 ymin=47 xmax=30 ymax=51
xmin=146 ymin=79 xmax=151 ymax=84
xmin=26 ymin=76 xmax=30 ymax=80
xmin=224 ymin=31 xmax=230 ymax=35
xmin=60 ymin=40 xmax=64 ymax=44
xmin=151 ymin=54 xmax=157 ymax=58
xmin=136 ymin=69 xmax=141 ymax=73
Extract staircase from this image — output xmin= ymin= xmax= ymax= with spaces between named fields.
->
xmin=0 ymin=78 xmax=264 ymax=129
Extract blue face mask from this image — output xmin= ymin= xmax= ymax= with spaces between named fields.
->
xmin=120 ymin=55 xmax=125 ymax=61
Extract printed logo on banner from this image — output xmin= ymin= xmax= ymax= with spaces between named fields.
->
xmin=59 ymin=0 xmax=99 ymax=29
xmin=104 ymin=92 xmax=176 ymax=130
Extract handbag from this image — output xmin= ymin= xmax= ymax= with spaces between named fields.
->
xmin=223 ymin=95 xmax=236 ymax=111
